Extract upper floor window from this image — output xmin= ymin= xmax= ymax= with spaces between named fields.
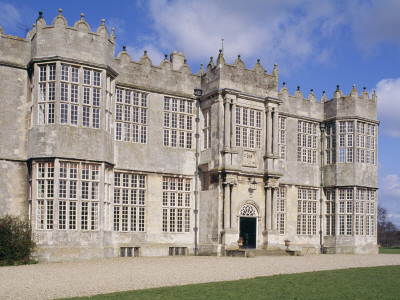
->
xmin=115 ymin=88 xmax=148 ymax=143
xmin=163 ymin=97 xmax=194 ymax=149
xmin=297 ymin=120 xmax=317 ymax=163
xmin=37 ymin=63 xmax=102 ymax=129
xmin=203 ymin=109 xmax=211 ymax=149
xmin=356 ymin=122 xmax=376 ymax=165
xmin=325 ymin=123 xmax=336 ymax=164
xmin=235 ymin=107 xmax=262 ymax=149
xmin=38 ymin=64 xmax=56 ymax=125
xmin=278 ymin=117 xmax=286 ymax=159
xmin=338 ymin=121 xmax=354 ymax=163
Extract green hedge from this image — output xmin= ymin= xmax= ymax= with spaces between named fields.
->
xmin=0 ymin=215 xmax=36 ymax=266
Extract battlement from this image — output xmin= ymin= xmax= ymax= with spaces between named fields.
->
xmin=202 ymin=50 xmax=279 ymax=98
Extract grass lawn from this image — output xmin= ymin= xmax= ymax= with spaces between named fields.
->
xmin=379 ymin=247 xmax=400 ymax=254
xmin=67 ymin=266 xmax=400 ymax=300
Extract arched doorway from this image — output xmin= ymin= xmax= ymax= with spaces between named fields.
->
xmin=239 ymin=204 xmax=258 ymax=249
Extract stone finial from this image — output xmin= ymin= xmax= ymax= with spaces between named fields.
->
xmin=111 ymin=27 xmax=115 ymax=33
xmin=238 ymin=54 xmax=241 ymax=59
xmin=80 ymin=13 xmax=85 ymax=20
xmin=39 ymin=11 xmax=43 ymax=18
xmin=197 ymin=63 xmax=205 ymax=76
xmin=257 ymin=59 xmax=260 ymax=64
xmin=323 ymin=90 xmax=325 ymax=94
xmin=311 ymin=89 xmax=314 ymax=92
xmin=219 ymin=49 xmax=222 ymax=55
xmin=352 ymin=84 xmax=356 ymax=90
xmin=336 ymin=85 xmax=340 ymax=90
xmin=363 ymin=87 xmax=366 ymax=91
xmin=164 ymin=54 xmax=168 ymax=59
xmin=297 ymin=86 xmax=300 ymax=91
xmin=144 ymin=50 xmax=147 ymax=56
xmin=123 ymin=45 xmax=126 ymax=51
xmin=101 ymin=19 xmax=105 ymax=25
xmin=321 ymin=91 xmax=327 ymax=102
xmin=58 ymin=8 xmax=63 ymax=15
xmin=372 ymin=90 xmax=377 ymax=101
xmin=283 ymin=82 xmax=286 ymax=86
xmin=184 ymin=59 xmax=187 ymax=64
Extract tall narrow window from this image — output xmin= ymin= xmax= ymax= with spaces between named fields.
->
xmin=203 ymin=109 xmax=211 ymax=149
xmin=356 ymin=121 xmax=376 ymax=165
xmin=58 ymin=162 xmax=79 ymax=230
xmin=36 ymin=162 xmax=54 ymax=229
xmin=162 ymin=176 xmax=191 ymax=232
xmin=276 ymin=186 xmax=286 ymax=234
xmin=164 ymin=97 xmax=194 ymax=149
xmin=278 ymin=117 xmax=286 ymax=159
xmin=38 ymin=64 xmax=56 ymax=125
xmin=325 ymin=190 xmax=336 ymax=235
xmin=325 ymin=123 xmax=336 ymax=164
xmin=339 ymin=189 xmax=353 ymax=235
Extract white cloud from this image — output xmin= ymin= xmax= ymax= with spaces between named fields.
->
xmin=379 ymin=173 xmax=400 ymax=227
xmin=146 ymin=0 xmax=351 ymax=71
xmin=0 ymin=2 xmax=22 ymax=32
xmin=375 ymin=78 xmax=400 ymax=137
xmin=381 ymin=174 xmax=400 ymax=197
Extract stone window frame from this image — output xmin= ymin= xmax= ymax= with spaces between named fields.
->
xmin=38 ymin=64 xmax=56 ymax=125
xmin=338 ymin=121 xmax=354 ymax=163
xmin=297 ymin=120 xmax=318 ymax=164
xmin=235 ymin=106 xmax=262 ymax=149
xmin=276 ymin=186 xmax=286 ymax=234
xmin=115 ymin=88 xmax=148 ymax=144
xmin=113 ymin=172 xmax=146 ymax=232
xmin=296 ymin=188 xmax=318 ymax=235
xmin=203 ymin=109 xmax=211 ymax=150
xmin=162 ymin=176 xmax=191 ymax=233
xmin=36 ymin=162 xmax=55 ymax=230
xmin=325 ymin=190 xmax=336 ymax=236
xmin=163 ymin=97 xmax=194 ymax=149
xmin=338 ymin=189 xmax=353 ymax=236
xmin=278 ymin=117 xmax=286 ymax=160
xmin=325 ymin=122 xmax=337 ymax=164
xmin=356 ymin=121 xmax=376 ymax=165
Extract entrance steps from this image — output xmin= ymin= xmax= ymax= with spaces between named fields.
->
xmin=226 ymin=249 xmax=299 ymax=257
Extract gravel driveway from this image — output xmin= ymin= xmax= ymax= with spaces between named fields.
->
xmin=1 ymin=254 xmax=400 ymax=299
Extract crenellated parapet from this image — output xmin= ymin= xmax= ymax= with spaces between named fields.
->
xmin=115 ymin=47 xmax=201 ymax=97
xmin=278 ymin=83 xmax=377 ymax=122
xmin=202 ymin=51 xmax=279 ymax=98
xmin=29 ymin=9 xmax=116 ymax=68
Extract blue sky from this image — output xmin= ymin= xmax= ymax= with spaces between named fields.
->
xmin=1 ymin=0 xmax=400 ymax=226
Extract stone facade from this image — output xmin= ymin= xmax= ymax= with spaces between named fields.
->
xmin=0 ymin=10 xmax=378 ymax=262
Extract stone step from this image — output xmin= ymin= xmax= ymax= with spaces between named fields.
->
xmin=226 ymin=249 xmax=299 ymax=257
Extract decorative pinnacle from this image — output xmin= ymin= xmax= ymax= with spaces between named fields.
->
xmin=144 ymin=50 xmax=147 ymax=55
xmin=311 ymin=89 xmax=313 ymax=92
xmin=353 ymin=84 xmax=356 ymax=89
xmin=282 ymin=82 xmax=286 ymax=86
xmin=184 ymin=59 xmax=187 ymax=64
xmin=122 ymin=45 xmax=126 ymax=51
xmin=39 ymin=11 xmax=43 ymax=18
xmin=210 ymin=56 xmax=213 ymax=60
xmin=274 ymin=63 xmax=277 ymax=67
xmin=101 ymin=19 xmax=105 ymax=25
xmin=323 ymin=91 xmax=326 ymax=94
xmin=219 ymin=49 xmax=222 ymax=54
xmin=80 ymin=13 xmax=84 ymax=20
xmin=111 ymin=28 xmax=114 ymax=32
xmin=238 ymin=54 xmax=241 ymax=59
xmin=257 ymin=59 xmax=260 ymax=63
xmin=363 ymin=87 xmax=366 ymax=91
xmin=201 ymin=63 xmax=203 ymax=67
xmin=297 ymin=86 xmax=300 ymax=91
xmin=58 ymin=8 xmax=62 ymax=15
xmin=336 ymin=85 xmax=340 ymax=90
xmin=164 ymin=54 xmax=168 ymax=59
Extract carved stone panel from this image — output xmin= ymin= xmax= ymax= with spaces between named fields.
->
xmin=243 ymin=150 xmax=257 ymax=167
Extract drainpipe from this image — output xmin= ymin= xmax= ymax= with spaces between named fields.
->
xmin=319 ymin=122 xmax=326 ymax=254
xmin=193 ymin=88 xmax=202 ymax=256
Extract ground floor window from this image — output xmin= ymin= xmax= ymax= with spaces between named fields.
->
xmin=297 ymin=188 xmax=317 ymax=235
xmin=113 ymin=172 xmax=146 ymax=232
xmin=162 ymin=176 xmax=191 ymax=233
xmin=276 ymin=186 xmax=286 ymax=234
xmin=325 ymin=190 xmax=336 ymax=236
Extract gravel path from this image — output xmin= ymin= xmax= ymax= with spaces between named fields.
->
xmin=1 ymin=254 xmax=400 ymax=299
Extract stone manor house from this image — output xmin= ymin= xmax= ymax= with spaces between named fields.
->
xmin=0 ymin=10 xmax=378 ymax=262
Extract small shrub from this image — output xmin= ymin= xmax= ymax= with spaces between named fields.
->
xmin=0 ymin=215 xmax=36 ymax=266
